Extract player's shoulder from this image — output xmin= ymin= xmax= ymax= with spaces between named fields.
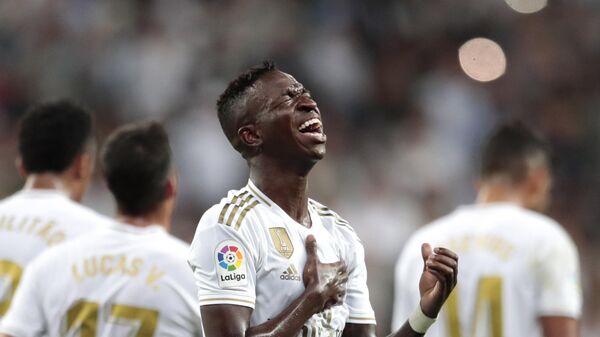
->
xmin=2 ymin=189 xmax=110 ymax=226
xmin=0 ymin=191 xmax=19 ymax=206
xmin=408 ymin=209 xmax=458 ymax=242
xmin=511 ymin=206 xmax=574 ymax=243
xmin=199 ymin=185 xmax=269 ymax=232
xmin=150 ymin=231 xmax=191 ymax=257
xmin=25 ymin=231 xmax=95 ymax=272
xmin=66 ymin=201 xmax=112 ymax=226
xmin=308 ymin=198 xmax=358 ymax=236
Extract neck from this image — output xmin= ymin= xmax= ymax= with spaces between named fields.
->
xmin=476 ymin=182 xmax=523 ymax=207
xmin=250 ymin=157 xmax=312 ymax=227
xmin=116 ymin=206 xmax=171 ymax=231
xmin=23 ymin=174 xmax=72 ymax=198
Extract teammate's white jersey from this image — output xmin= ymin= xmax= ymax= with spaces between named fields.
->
xmin=0 ymin=221 xmax=202 ymax=337
xmin=392 ymin=203 xmax=582 ymax=337
xmin=188 ymin=180 xmax=376 ymax=337
xmin=0 ymin=189 xmax=110 ymax=318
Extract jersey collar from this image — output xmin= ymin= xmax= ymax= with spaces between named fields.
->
xmin=246 ymin=179 xmax=319 ymax=230
xmin=246 ymin=179 xmax=273 ymax=207
xmin=108 ymin=221 xmax=167 ymax=235
xmin=17 ymin=188 xmax=70 ymax=199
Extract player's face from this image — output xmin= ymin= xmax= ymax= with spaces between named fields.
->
xmin=253 ymin=71 xmax=326 ymax=162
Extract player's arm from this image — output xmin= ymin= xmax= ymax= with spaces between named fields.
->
xmin=541 ymin=317 xmax=579 ymax=337
xmin=0 ymin=252 xmax=48 ymax=337
xmin=201 ymin=235 xmax=348 ymax=337
xmin=341 ymin=244 xmax=458 ymax=337
xmin=536 ymin=227 xmax=582 ymax=337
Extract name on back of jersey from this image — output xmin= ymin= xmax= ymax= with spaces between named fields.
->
xmin=215 ymin=240 xmax=248 ymax=288
xmin=448 ymin=234 xmax=515 ymax=261
xmin=71 ymin=254 xmax=167 ymax=290
xmin=0 ymin=214 xmax=65 ymax=246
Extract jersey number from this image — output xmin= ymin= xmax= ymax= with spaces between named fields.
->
xmin=0 ymin=260 xmax=23 ymax=317
xmin=446 ymin=276 xmax=503 ymax=337
xmin=65 ymin=300 xmax=159 ymax=337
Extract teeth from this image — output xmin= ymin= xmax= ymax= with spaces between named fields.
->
xmin=298 ymin=118 xmax=322 ymax=132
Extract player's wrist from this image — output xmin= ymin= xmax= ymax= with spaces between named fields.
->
xmin=302 ymin=285 xmax=327 ymax=313
xmin=408 ymin=304 xmax=437 ymax=334
xmin=418 ymin=297 xmax=441 ymax=318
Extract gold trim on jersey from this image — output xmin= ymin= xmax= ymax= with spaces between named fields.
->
xmin=226 ymin=194 xmax=254 ymax=226
xmin=218 ymin=191 xmax=248 ymax=224
xmin=308 ymin=200 xmax=350 ymax=226
xmin=198 ymin=297 xmax=256 ymax=306
xmin=247 ymin=183 xmax=272 ymax=206
xmin=269 ymin=227 xmax=294 ymax=258
xmin=235 ymin=201 xmax=259 ymax=230
xmin=218 ymin=191 xmax=260 ymax=230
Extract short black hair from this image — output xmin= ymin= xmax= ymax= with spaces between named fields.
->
xmin=18 ymin=99 xmax=93 ymax=173
xmin=101 ymin=121 xmax=172 ymax=216
xmin=481 ymin=121 xmax=551 ymax=183
xmin=216 ymin=61 xmax=276 ymax=154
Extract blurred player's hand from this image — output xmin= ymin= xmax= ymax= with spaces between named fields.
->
xmin=418 ymin=243 xmax=458 ymax=318
xmin=303 ymin=235 xmax=349 ymax=312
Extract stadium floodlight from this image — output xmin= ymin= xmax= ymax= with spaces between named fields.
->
xmin=505 ymin=0 xmax=548 ymax=14
xmin=458 ymin=37 xmax=507 ymax=83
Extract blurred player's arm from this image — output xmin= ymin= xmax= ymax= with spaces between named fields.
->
xmin=0 ymin=253 xmax=47 ymax=337
xmin=536 ymin=228 xmax=582 ymax=337
xmin=541 ymin=317 xmax=578 ymax=337
xmin=201 ymin=235 xmax=348 ymax=337
xmin=342 ymin=244 xmax=458 ymax=337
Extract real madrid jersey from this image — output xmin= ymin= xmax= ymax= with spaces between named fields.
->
xmin=0 ymin=221 xmax=202 ymax=337
xmin=0 ymin=189 xmax=110 ymax=319
xmin=392 ymin=203 xmax=582 ymax=337
xmin=188 ymin=180 xmax=376 ymax=336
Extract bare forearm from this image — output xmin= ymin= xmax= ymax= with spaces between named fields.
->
xmin=541 ymin=316 xmax=579 ymax=337
xmin=245 ymin=292 xmax=321 ymax=337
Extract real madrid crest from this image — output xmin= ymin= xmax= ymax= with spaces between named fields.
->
xmin=269 ymin=227 xmax=294 ymax=258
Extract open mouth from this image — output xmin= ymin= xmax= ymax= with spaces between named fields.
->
xmin=298 ymin=118 xmax=323 ymax=134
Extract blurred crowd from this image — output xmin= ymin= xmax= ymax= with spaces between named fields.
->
xmin=0 ymin=0 xmax=599 ymax=335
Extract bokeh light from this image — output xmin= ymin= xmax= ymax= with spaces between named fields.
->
xmin=458 ymin=38 xmax=507 ymax=82
xmin=505 ymin=0 xmax=547 ymax=14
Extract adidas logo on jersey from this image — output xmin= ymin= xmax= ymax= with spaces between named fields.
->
xmin=280 ymin=264 xmax=301 ymax=281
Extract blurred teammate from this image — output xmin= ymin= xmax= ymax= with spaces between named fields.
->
xmin=392 ymin=122 xmax=582 ymax=337
xmin=188 ymin=61 xmax=458 ymax=337
xmin=0 ymin=122 xmax=202 ymax=337
xmin=0 ymin=100 xmax=109 ymax=319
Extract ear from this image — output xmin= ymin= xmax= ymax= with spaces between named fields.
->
xmin=15 ymin=157 xmax=27 ymax=178
xmin=238 ymin=124 xmax=262 ymax=148
xmin=520 ymin=166 xmax=541 ymax=197
xmin=474 ymin=178 xmax=481 ymax=192
xmin=71 ymin=153 xmax=94 ymax=181
xmin=164 ymin=174 xmax=177 ymax=199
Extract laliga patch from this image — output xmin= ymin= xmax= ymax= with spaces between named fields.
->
xmin=215 ymin=240 xmax=248 ymax=288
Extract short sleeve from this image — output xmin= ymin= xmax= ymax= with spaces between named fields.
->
xmin=343 ymin=234 xmax=376 ymax=324
xmin=535 ymin=227 xmax=582 ymax=317
xmin=0 ymin=254 xmax=47 ymax=337
xmin=187 ymin=207 xmax=260 ymax=309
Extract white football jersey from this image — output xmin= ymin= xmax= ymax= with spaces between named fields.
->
xmin=0 ymin=221 xmax=202 ymax=337
xmin=0 ymin=189 xmax=110 ymax=318
xmin=392 ymin=203 xmax=582 ymax=337
xmin=188 ymin=180 xmax=376 ymax=337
